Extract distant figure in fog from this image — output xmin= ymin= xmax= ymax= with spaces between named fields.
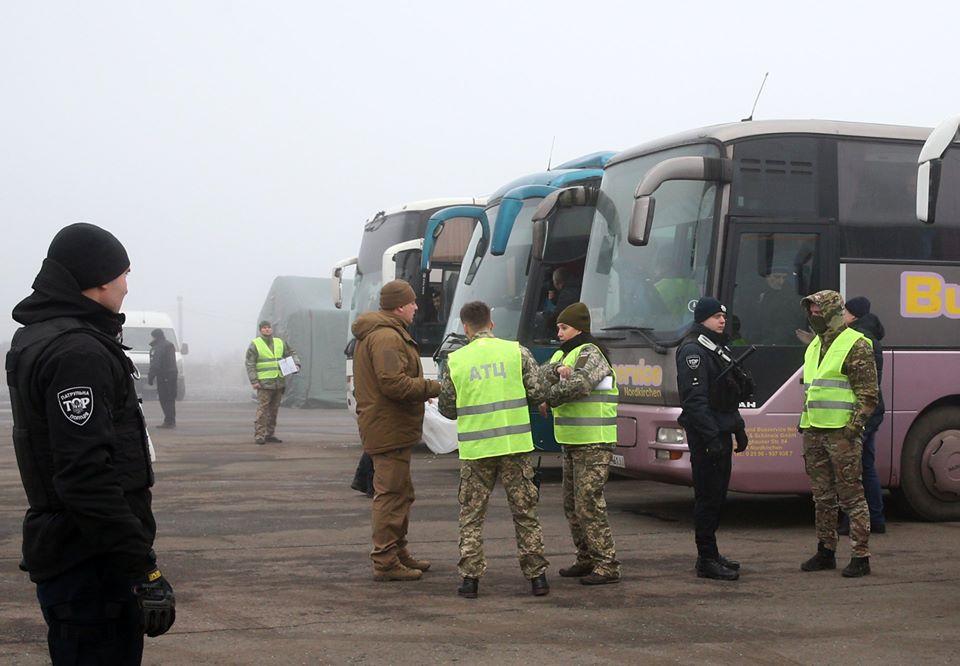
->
xmin=246 ymin=320 xmax=299 ymax=445
xmin=148 ymin=328 xmax=178 ymax=428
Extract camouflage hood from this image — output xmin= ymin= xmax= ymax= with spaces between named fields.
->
xmin=801 ymin=289 xmax=846 ymax=343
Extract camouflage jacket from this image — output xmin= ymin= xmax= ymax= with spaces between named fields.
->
xmin=438 ymin=331 xmax=548 ymax=419
xmin=542 ymin=340 xmax=613 ymax=408
xmin=800 ymin=290 xmax=878 ymax=434
xmin=245 ymin=335 xmax=300 ymax=390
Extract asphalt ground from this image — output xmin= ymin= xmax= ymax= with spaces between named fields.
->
xmin=1 ymin=401 xmax=958 ymax=665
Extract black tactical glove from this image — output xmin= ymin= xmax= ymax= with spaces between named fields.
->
xmin=133 ymin=568 xmax=176 ymax=637
xmin=734 ymin=429 xmax=749 ymax=453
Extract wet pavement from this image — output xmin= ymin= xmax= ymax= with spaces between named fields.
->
xmin=1 ymin=401 xmax=958 ymax=665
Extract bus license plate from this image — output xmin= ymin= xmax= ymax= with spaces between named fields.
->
xmin=611 ymin=454 xmax=625 ymax=468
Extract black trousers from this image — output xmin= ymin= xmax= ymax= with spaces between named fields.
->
xmin=156 ymin=375 xmax=177 ymax=425
xmin=355 ymin=451 xmax=375 ymax=492
xmin=36 ymin=558 xmax=144 ymax=665
xmin=688 ymin=432 xmax=733 ymax=560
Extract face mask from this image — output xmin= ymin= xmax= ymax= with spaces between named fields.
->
xmin=808 ymin=315 xmax=827 ymax=334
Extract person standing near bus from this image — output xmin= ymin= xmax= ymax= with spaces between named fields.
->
xmin=438 ymin=301 xmax=550 ymax=598
xmin=838 ymin=296 xmax=887 ymax=535
xmin=352 ymin=280 xmax=441 ymax=582
xmin=541 ymin=303 xmax=621 ymax=586
xmin=798 ymin=290 xmax=878 ymax=578
xmin=676 ymin=297 xmax=751 ymax=581
xmin=147 ymin=328 xmax=178 ymax=428
xmin=246 ymin=320 xmax=299 ymax=445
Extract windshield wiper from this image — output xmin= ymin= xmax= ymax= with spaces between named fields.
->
xmin=601 ymin=326 xmax=667 ymax=355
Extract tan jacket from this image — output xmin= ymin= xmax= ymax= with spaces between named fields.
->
xmin=352 ymin=311 xmax=440 ymax=454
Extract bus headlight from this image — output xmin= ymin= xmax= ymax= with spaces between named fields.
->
xmin=656 ymin=427 xmax=686 ymax=444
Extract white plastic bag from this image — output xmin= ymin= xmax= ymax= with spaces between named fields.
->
xmin=422 ymin=401 xmax=458 ymax=454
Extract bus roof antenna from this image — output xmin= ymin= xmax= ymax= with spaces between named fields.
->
xmin=742 ymin=72 xmax=769 ymax=122
xmin=547 ymin=135 xmax=556 ymax=170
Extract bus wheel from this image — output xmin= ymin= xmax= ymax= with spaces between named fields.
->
xmin=899 ymin=408 xmax=960 ymax=521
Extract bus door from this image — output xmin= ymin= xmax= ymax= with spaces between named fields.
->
xmin=720 ymin=221 xmax=837 ymax=408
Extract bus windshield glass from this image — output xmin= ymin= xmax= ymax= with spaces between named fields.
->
xmin=446 ymin=200 xmax=538 ymax=340
xmin=581 ymin=144 xmax=721 ymax=338
xmin=350 ymin=211 xmax=421 ymax=327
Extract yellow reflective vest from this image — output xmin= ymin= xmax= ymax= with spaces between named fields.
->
xmin=253 ymin=336 xmax=285 ymax=381
xmin=799 ymin=327 xmax=871 ymax=429
xmin=549 ymin=344 xmax=619 ymax=445
xmin=447 ymin=337 xmax=533 ymax=460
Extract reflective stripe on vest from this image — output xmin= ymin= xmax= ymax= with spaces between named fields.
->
xmin=448 ymin=337 xmax=533 ymax=460
xmin=799 ymin=328 xmax=870 ymax=429
xmin=253 ymin=336 xmax=285 ymax=380
xmin=549 ymin=344 xmax=619 ymax=445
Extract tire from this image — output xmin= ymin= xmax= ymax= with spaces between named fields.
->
xmin=899 ymin=407 xmax=960 ymax=521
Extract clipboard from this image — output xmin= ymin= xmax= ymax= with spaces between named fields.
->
xmin=279 ymin=356 xmax=299 ymax=377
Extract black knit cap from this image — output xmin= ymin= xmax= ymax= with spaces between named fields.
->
xmin=694 ymin=297 xmax=726 ymax=323
xmin=845 ymin=296 xmax=871 ymax=319
xmin=557 ymin=302 xmax=591 ymax=333
xmin=47 ymin=223 xmax=130 ymax=290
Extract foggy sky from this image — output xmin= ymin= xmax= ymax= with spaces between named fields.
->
xmin=2 ymin=1 xmax=957 ymax=360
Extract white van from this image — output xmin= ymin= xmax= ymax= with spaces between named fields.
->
xmin=121 ymin=310 xmax=187 ymax=399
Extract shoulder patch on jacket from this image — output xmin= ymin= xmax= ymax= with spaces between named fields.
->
xmin=685 ymin=355 xmax=701 ymax=370
xmin=57 ymin=386 xmax=94 ymax=426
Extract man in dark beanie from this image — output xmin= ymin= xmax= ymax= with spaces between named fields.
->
xmin=148 ymin=328 xmax=179 ymax=428
xmin=351 ymin=279 xmax=441 ymax=581
xmin=7 ymin=223 xmax=175 ymax=664
xmin=676 ymin=296 xmax=753 ymax=581
xmin=245 ymin=320 xmax=300 ymax=445
xmin=540 ymin=302 xmax=621 ymax=585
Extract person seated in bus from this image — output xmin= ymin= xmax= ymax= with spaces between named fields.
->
xmin=727 ymin=314 xmax=749 ymax=346
xmin=755 ymin=264 xmax=808 ymax=345
xmin=837 ymin=297 xmax=887 ymax=536
xmin=653 ymin=253 xmax=700 ymax=321
xmin=544 ymin=267 xmax=580 ymax=332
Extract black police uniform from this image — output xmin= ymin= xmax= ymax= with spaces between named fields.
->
xmin=676 ymin=322 xmax=750 ymax=569
xmin=148 ymin=331 xmax=178 ymax=426
xmin=7 ymin=257 xmax=164 ymax=664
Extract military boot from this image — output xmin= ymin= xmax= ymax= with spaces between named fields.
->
xmin=372 ymin=564 xmax=422 ymax=582
xmin=398 ymin=552 xmax=431 ymax=572
xmin=457 ymin=577 xmax=479 ymax=599
xmin=717 ymin=555 xmax=741 ymax=571
xmin=558 ymin=562 xmax=593 ymax=578
xmin=580 ymin=571 xmax=621 ymax=585
xmin=696 ymin=558 xmax=739 ymax=581
xmin=530 ymin=573 xmax=550 ymax=596
xmin=842 ymin=556 xmax=871 ymax=578
xmin=800 ymin=542 xmax=837 ymax=572
xmin=255 ymin=437 xmax=266 ymax=446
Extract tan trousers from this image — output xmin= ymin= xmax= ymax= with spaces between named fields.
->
xmin=255 ymin=388 xmax=282 ymax=438
xmin=370 ymin=447 xmax=415 ymax=570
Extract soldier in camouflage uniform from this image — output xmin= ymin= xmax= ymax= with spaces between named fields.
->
xmin=541 ymin=303 xmax=621 ymax=585
xmin=798 ymin=290 xmax=878 ymax=578
xmin=245 ymin=320 xmax=300 ymax=445
xmin=439 ymin=301 xmax=550 ymax=598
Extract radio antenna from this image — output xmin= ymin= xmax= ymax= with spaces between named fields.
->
xmin=546 ymin=135 xmax=556 ymax=170
xmin=742 ymin=72 xmax=769 ymax=122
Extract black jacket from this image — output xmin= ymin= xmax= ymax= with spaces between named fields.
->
xmin=850 ymin=313 xmax=885 ymax=432
xmin=676 ymin=324 xmax=747 ymax=447
xmin=7 ymin=258 xmax=156 ymax=582
xmin=148 ymin=335 xmax=178 ymax=383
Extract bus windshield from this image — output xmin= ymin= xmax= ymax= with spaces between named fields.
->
xmin=580 ymin=144 xmax=721 ymax=338
xmin=446 ymin=200 xmax=538 ymax=340
xmin=350 ymin=211 xmax=422 ymax=327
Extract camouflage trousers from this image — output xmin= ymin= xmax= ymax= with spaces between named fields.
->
xmin=562 ymin=444 xmax=620 ymax=577
xmin=802 ymin=431 xmax=870 ymax=557
xmin=458 ymin=454 xmax=548 ymax=579
xmin=255 ymin=388 xmax=282 ymax=438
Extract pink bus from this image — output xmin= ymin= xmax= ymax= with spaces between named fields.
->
xmin=537 ymin=120 xmax=960 ymax=521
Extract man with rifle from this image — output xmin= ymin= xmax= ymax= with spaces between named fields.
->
xmin=676 ymin=297 xmax=754 ymax=581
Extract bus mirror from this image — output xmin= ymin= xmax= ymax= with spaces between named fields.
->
xmin=331 ymin=256 xmax=357 ymax=309
xmin=180 ymin=342 xmax=189 ymax=355
xmin=628 ymin=196 xmax=655 ymax=246
xmin=532 ymin=219 xmax=547 ymax=260
xmin=533 ymin=189 xmax=564 ymax=223
xmin=917 ymin=115 xmax=960 ymax=224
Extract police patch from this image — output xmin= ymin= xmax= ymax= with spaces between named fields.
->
xmin=57 ymin=387 xmax=93 ymax=426
xmin=685 ymin=355 xmax=701 ymax=370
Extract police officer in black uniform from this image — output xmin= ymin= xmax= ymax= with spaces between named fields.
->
xmin=7 ymin=223 xmax=175 ymax=664
xmin=676 ymin=297 xmax=753 ymax=581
